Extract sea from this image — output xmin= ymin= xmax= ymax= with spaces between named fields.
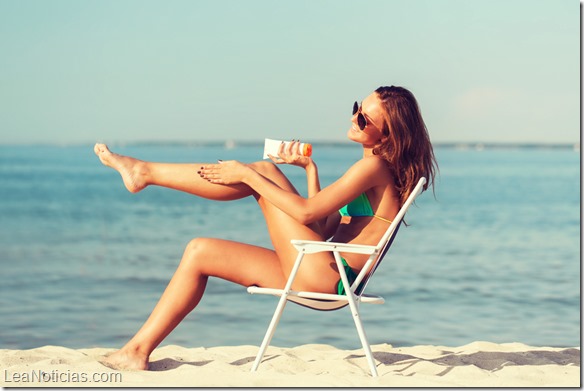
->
xmin=0 ymin=142 xmax=580 ymax=350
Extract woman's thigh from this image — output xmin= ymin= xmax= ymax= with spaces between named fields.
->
xmin=188 ymin=237 xmax=339 ymax=294
xmin=186 ymin=238 xmax=286 ymax=288
xmin=247 ymin=162 xmax=341 ymax=292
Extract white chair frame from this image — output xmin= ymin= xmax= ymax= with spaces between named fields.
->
xmin=248 ymin=177 xmax=427 ymax=377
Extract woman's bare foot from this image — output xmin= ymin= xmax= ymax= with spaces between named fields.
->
xmin=94 ymin=143 xmax=148 ymax=193
xmin=98 ymin=348 xmax=149 ymax=371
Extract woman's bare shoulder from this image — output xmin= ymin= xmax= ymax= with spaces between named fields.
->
xmin=351 ymin=155 xmax=391 ymax=173
xmin=344 ymin=156 xmax=393 ymax=186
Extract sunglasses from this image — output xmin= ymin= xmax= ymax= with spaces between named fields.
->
xmin=352 ymin=101 xmax=369 ymax=130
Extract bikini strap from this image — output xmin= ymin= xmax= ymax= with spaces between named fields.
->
xmin=373 ymin=215 xmax=393 ymax=224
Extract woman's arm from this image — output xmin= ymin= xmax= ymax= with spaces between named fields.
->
xmin=304 ymin=159 xmax=343 ymax=238
xmin=268 ymin=141 xmax=329 ymax=232
xmin=201 ymin=156 xmax=389 ymax=225
xmin=304 ymin=160 xmax=320 ymax=197
xmin=303 ymin=160 xmax=330 ymax=232
xmin=267 ymin=141 xmax=321 ymax=198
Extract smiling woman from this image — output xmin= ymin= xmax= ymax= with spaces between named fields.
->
xmin=93 ymin=85 xmax=438 ymax=371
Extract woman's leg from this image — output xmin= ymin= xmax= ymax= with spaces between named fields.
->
xmin=94 ymin=143 xmax=338 ymax=288
xmin=94 ymin=143 xmax=255 ymax=200
xmin=96 ymin=145 xmax=341 ymax=370
xmin=101 ymin=238 xmax=287 ymax=370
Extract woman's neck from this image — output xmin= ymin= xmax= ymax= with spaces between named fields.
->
xmin=362 ymin=146 xmax=375 ymax=158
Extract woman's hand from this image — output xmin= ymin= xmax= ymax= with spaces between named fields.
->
xmin=198 ymin=160 xmax=252 ymax=185
xmin=268 ymin=140 xmax=312 ymax=169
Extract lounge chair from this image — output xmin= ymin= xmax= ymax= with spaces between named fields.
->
xmin=248 ymin=177 xmax=427 ymax=377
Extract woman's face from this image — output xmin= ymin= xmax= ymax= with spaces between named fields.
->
xmin=347 ymin=93 xmax=386 ymax=147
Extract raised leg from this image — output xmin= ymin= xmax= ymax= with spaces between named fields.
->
xmin=94 ymin=143 xmax=255 ymax=200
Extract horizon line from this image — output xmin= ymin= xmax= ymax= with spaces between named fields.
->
xmin=0 ymin=140 xmax=580 ymax=150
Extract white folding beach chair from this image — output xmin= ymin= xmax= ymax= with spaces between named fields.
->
xmin=247 ymin=177 xmax=427 ymax=377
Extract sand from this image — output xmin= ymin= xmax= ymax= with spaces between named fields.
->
xmin=0 ymin=342 xmax=579 ymax=387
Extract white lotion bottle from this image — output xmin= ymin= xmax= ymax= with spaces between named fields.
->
xmin=263 ymin=138 xmax=312 ymax=159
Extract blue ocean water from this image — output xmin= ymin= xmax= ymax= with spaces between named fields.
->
xmin=0 ymin=144 xmax=580 ymax=350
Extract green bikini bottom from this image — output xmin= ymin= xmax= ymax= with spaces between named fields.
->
xmin=337 ymin=258 xmax=364 ymax=295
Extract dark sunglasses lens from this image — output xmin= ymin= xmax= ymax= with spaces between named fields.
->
xmin=352 ymin=101 xmax=359 ymax=115
xmin=357 ymin=113 xmax=367 ymax=130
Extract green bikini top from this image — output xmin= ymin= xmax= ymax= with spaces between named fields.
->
xmin=339 ymin=192 xmax=393 ymax=223
xmin=339 ymin=193 xmax=374 ymax=217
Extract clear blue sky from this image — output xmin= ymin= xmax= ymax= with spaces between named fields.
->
xmin=0 ymin=0 xmax=578 ymax=145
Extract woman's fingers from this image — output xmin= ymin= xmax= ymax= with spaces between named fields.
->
xmin=277 ymin=141 xmax=286 ymax=159
xmin=197 ymin=160 xmax=248 ymax=184
xmin=285 ymin=140 xmax=294 ymax=155
xmin=275 ymin=140 xmax=303 ymax=162
xmin=198 ymin=163 xmax=223 ymax=182
xmin=290 ymin=140 xmax=302 ymax=156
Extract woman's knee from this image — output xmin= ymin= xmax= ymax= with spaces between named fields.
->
xmin=181 ymin=238 xmax=215 ymax=270
xmin=248 ymin=161 xmax=281 ymax=178
xmin=247 ymin=161 xmax=296 ymax=193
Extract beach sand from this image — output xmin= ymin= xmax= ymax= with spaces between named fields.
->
xmin=0 ymin=342 xmax=579 ymax=387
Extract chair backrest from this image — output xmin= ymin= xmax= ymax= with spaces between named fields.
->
xmin=286 ymin=177 xmax=427 ymax=311
xmin=354 ymin=177 xmax=427 ymax=295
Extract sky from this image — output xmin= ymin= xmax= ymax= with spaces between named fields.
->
xmin=0 ymin=0 xmax=579 ymax=145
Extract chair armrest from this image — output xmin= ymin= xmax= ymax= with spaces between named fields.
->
xmin=290 ymin=239 xmax=378 ymax=255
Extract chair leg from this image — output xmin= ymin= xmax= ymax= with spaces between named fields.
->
xmin=332 ymin=252 xmax=378 ymax=376
xmin=250 ymin=293 xmax=289 ymax=372
xmin=348 ymin=302 xmax=379 ymax=377
xmin=251 ymin=251 xmax=305 ymax=372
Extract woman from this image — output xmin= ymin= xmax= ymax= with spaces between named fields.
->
xmin=95 ymin=85 xmax=437 ymax=370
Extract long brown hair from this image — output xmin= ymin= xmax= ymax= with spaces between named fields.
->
xmin=373 ymin=86 xmax=438 ymax=205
